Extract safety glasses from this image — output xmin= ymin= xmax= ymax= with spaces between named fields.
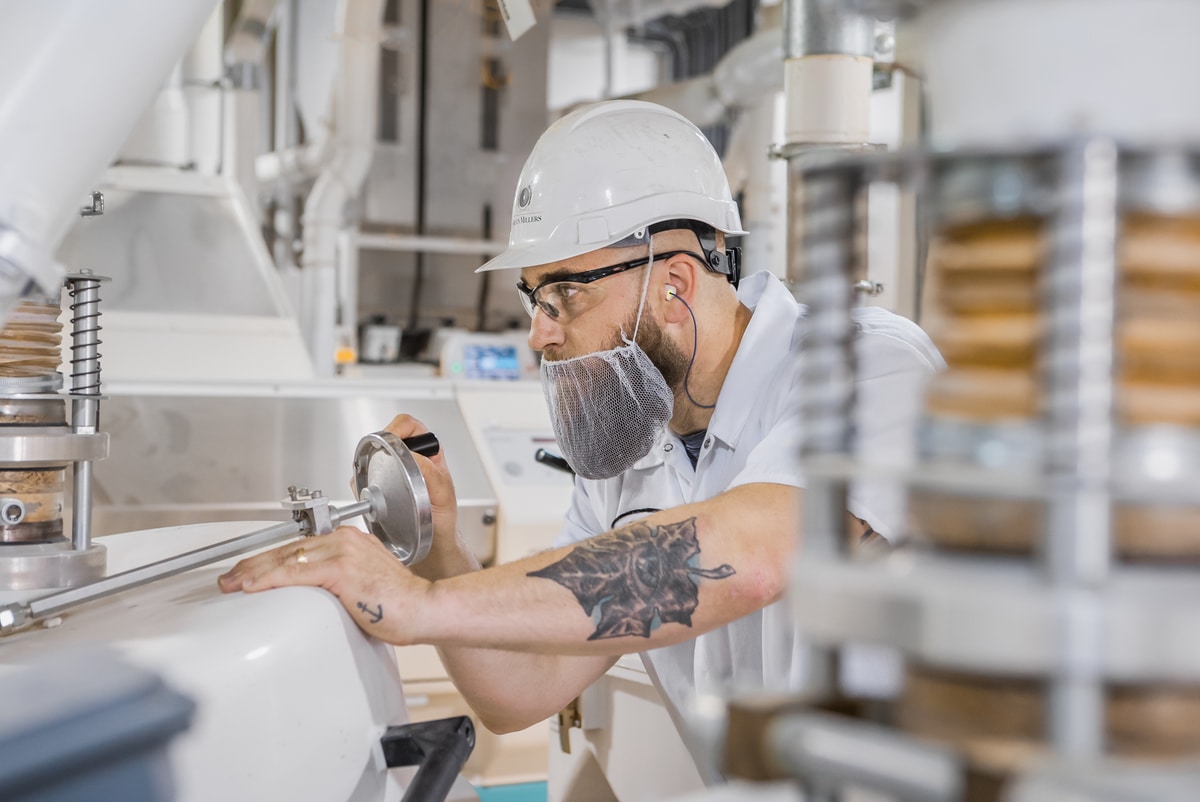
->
xmin=516 ymin=250 xmax=704 ymax=323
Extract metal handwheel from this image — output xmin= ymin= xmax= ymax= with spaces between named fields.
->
xmin=353 ymin=431 xmax=439 ymax=565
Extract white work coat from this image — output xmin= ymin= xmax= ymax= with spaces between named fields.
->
xmin=553 ymin=270 xmax=944 ymax=782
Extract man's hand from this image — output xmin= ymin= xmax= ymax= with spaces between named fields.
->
xmin=217 ymin=526 xmax=434 ymax=645
xmin=382 ymin=414 xmax=480 ymax=580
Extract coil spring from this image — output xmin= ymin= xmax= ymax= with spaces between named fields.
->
xmin=799 ymin=170 xmax=859 ymax=458
xmin=67 ymin=277 xmax=102 ymax=395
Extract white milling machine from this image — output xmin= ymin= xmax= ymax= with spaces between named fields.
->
xmin=0 ymin=2 xmax=482 ymax=800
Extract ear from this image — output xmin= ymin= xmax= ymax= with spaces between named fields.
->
xmin=658 ymin=255 xmax=698 ymax=325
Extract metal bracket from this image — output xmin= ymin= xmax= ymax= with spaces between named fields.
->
xmin=556 ymin=697 xmax=582 ymax=754
xmin=381 ymin=716 xmax=475 ymax=802
xmin=281 ymin=487 xmax=334 ymax=535
xmin=79 ymin=191 xmax=105 ymax=217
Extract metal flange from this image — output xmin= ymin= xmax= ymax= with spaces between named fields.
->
xmin=0 ymin=541 xmax=106 ymax=592
xmin=353 ymin=432 xmax=434 ymax=565
xmin=0 ymin=429 xmax=109 ymax=468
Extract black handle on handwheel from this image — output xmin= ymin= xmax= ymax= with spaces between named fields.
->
xmin=402 ymin=432 xmax=441 ymax=458
xmin=381 ymin=716 xmax=475 ymax=802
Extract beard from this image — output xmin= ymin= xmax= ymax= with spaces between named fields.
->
xmin=618 ymin=311 xmax=690 ymax=392
xmin=538 ymin=311 xmax=683 ymax=479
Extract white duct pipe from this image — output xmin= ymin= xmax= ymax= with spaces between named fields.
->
xmin=628 ymin=25 xmax=783 ymax=128
xmin=0 ymin=0 xmax=220 ymax=310
xmin=299 ymin=0 xmax=384 ymax=375
xmin=723 ymin=95 xmax=787 ymax=278
xmin=184 ymin=2 xmax=226 ymax=175
xmin=225 ymin=0 xmax=281 ymax=86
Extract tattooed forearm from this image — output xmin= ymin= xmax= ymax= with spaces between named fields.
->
xmin=527 ymin=517 xmax=735 ymax=640
xmin=357 ymin=601 xmax=384 ymax=624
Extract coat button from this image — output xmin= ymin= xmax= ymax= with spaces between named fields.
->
xmin=703 ymin=437 xmax=712 ymax=449
xmin=663 ymin=443 xmax=674 ymax=452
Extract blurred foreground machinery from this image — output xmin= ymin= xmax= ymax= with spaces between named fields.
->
xmin=744 ymin=1 xmax=1200 ymax=800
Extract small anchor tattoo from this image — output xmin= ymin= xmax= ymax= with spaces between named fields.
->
xmin=356 ymin=602 xmax=383 ymax=624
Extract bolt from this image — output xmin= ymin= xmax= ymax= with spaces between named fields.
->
xmin=312 ymin=490 xmax=322 ymax=499
xmin=288 ymin=485 xmax=298 ymax=501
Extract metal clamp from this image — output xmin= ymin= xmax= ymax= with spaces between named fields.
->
xmin=281 ymin=487 xmax=334 ymax=536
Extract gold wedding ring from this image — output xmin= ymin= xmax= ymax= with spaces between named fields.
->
xmin=294 ymin=547 xmax=308 ymax=565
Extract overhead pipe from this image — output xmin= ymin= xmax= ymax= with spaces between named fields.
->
xmin=225 ymin=0 xmax=282 ymax=89
xmin=782 ymin=0 xmax=876 ymax=146
xmin=0 ymin=0 xmax=221 ymax=326
xmin=299 ymin=0 xmax=385 ymax=375
xmin=184 ymin=3 xmax=227 ymax=176
xmin=626 ymin=24 xmax=783 ymax=128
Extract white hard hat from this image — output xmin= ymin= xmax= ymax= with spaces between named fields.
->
xmin=477 ymin=100 xmax=747 ymax=273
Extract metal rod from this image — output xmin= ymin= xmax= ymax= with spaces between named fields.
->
xmin=798 ymin=168 xmax=859 ymax=557
xmin=791 ymin=165 xmax=861 ymax=703
xmin=31 ymin=519 xmax=305 ymax=621
xmin=67 ymin=273 xmax=103 ymax=553
xmin=1041 ymin=138 xmax=1119 ymax=758
xmin=7 ymin=498 xmax=375 ymax=631
xmin=71 ymin=460 xmax=93 ymax=551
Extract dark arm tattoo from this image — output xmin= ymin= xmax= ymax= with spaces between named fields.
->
xmin=357 ymin=601 xmax=383 ymax=624
xmin=527 ymin=517 xmax=735 ymax=640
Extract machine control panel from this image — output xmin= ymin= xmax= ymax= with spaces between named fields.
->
xmin=438 ymin=331 xmax=537 ymax=381
xmin=482 ymin=427 xmax=574 ymax=487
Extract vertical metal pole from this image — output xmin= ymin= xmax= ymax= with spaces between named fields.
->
xmin=1041 ymin=139 xmax=1119 ymax=758
xmin=791 ymin=164 xmax=860 ymax=715
xmin=68 ymin=271 xmax=104 ymax=552
xmin=799 ymin=166 xmax=859 ymax=558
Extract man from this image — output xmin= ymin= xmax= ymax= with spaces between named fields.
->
xmin=219 ymin=100 xmax=942 ymax=780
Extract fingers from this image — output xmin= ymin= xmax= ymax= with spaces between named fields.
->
xmin=383 ymin=415 xmax=457 ymax=507
xmin=217 ymin=529 xmax=356 ymax=593
xmin=384 ymin=414 xmax=431 ymax=444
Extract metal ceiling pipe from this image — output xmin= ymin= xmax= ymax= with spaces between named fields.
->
xmin=299 ymin=0 xmax=385 ymax=375
xmin=781 ymin=0 xmax=877 ymax=147
xmin=779 ymin=0 xmax=880 ymax=292
xmin=784 ymin=0 xmax=875 ymax=59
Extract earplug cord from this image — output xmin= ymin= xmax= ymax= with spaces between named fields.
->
xmin=673 ymin=293 xmax=716 ymax=409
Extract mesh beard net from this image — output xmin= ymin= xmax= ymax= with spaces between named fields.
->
xmin=540 ymin=238 xmax=675 ymax=480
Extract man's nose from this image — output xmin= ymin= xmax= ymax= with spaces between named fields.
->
xmin=527 ymin=308 xmax=564 ymax=353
